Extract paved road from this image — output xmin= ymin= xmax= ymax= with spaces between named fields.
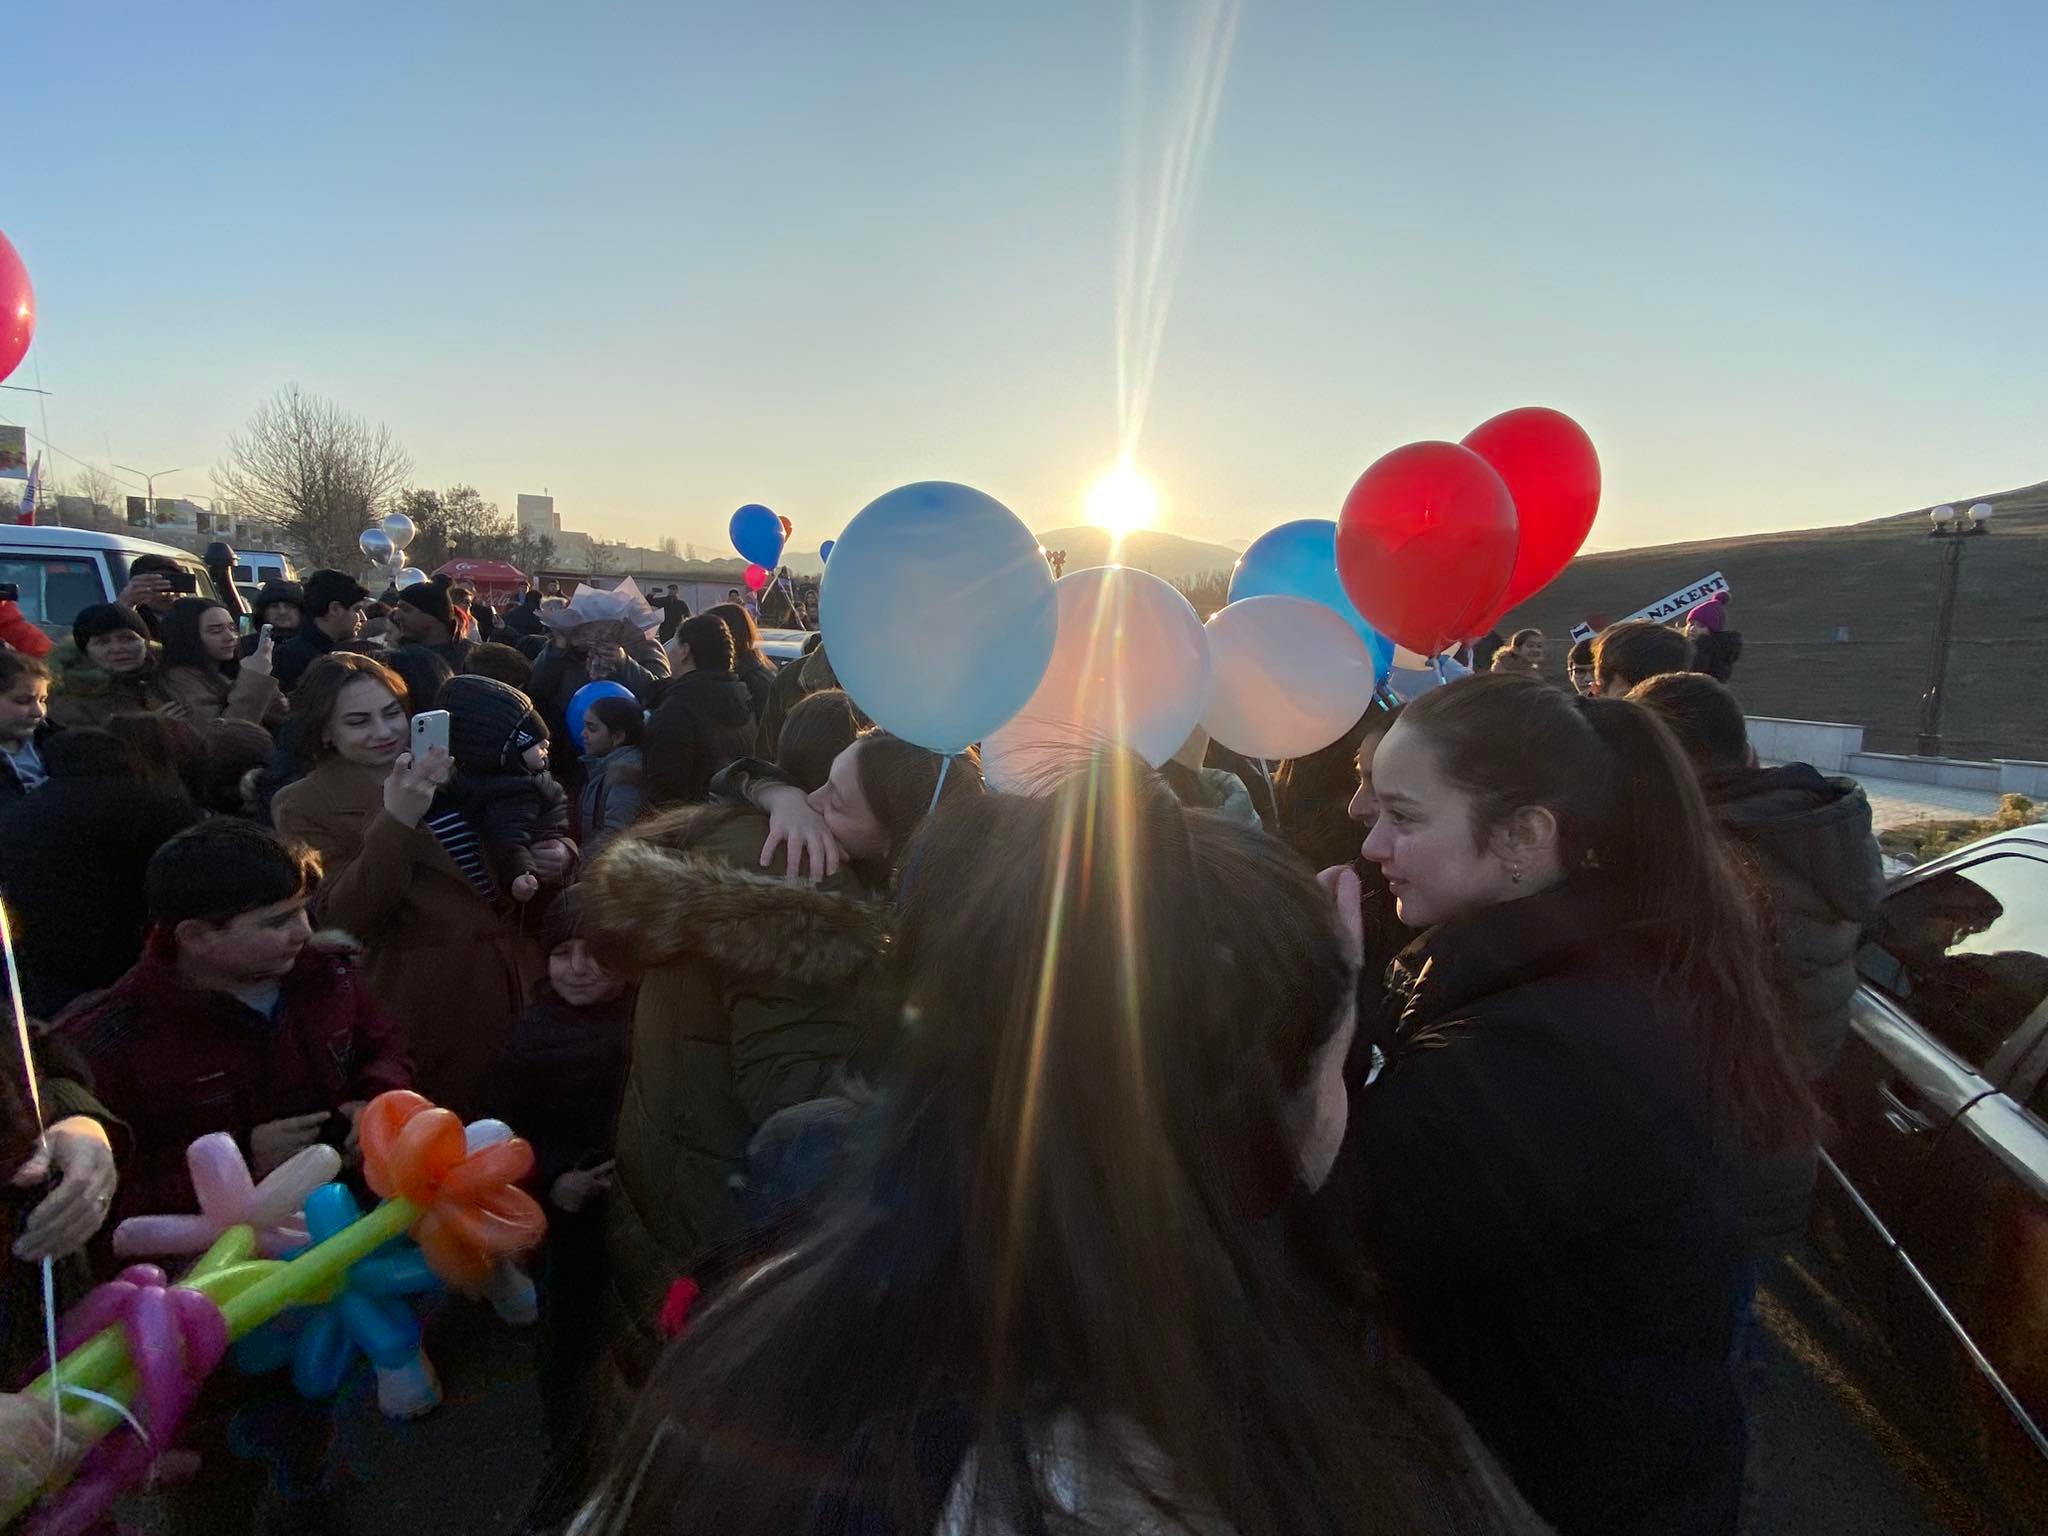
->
xmin=110 ymin=1243 xmax=2032 ymax=1536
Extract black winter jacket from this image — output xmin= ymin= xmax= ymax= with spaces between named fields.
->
xmin=0 ymin=733 xmax=199 ymax=1017
xmin=481 ymin=980 xmax=633 ymax=1201
xmin=1336 ymin=880 xmax=1745 ymax=1536
xmin=644 ymin=669 xmax=757 ymax=807
xmin=441 ymin=768 xmax=572 ymax=890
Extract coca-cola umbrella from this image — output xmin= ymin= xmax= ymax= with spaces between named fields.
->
xmin=432 ymin=558 xmax=527 ymax=603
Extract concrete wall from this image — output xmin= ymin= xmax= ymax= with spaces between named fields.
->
xmin=1747 ymin=716 xmax=1865 ymax=773
xmin=1842 ymin=751 xmax=2003 ymax=792
xmin=1997 ymin=760 xmax=2048 ymax=798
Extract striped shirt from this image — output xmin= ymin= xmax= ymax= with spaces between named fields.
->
xmin=425 ymin=808 xmax=499 ymax=901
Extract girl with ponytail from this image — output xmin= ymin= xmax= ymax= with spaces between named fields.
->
xmin=1333 ymin=672 xmax=1816 ymax=1536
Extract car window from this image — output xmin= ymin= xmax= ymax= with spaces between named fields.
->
xmin=0 ymin=554 xmax=108 ymax=631
xmin=1858 ymin=854 xmax=2048 ymax=1072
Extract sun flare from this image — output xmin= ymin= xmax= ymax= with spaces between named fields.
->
xmin=1084 ymin=461 xmax=1160 ymax=539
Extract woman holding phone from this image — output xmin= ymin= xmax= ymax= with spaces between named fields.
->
xmin=156 ymin=596 xmax=289 ymax=732
xmin=271 ymin=653 xmax=564 ymax=1115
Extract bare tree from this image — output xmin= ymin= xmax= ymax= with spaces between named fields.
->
xmin=213 ymin=384 xmax=412 ymax=569
xmin=656 ymin=534 xmax=680 ymax=558
xmin=684 ymin=541 xmax=699 ymax=563
xmin=396 ymin=483 xmax=511 ymax=572
xmin=586 ymin=537 xmax=619 ymax=578
xmin=51 ymin=464 xmax=127 ymax=531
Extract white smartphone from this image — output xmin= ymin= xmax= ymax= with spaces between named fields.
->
xmin=259 ymin=623 xmax=274 ymax=645
xmin=410 ymin=709 xmax=451 ymax=760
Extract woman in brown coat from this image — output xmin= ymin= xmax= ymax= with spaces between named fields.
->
xmin=155 ymin=596 xmax=288 ymax=733
xmin=271 ymin=653 xmax=559 ymax=1116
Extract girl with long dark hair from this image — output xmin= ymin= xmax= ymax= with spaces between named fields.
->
xmin=706 ymin=601 xmax=775 ymax=720
xmin=579 ymin=758 xmax=1543 ymax=1536
xmin=156 ymin=596 xmax=287 ymax=731
xmin=1334 ymin=673 xmax=1816 ymax=1536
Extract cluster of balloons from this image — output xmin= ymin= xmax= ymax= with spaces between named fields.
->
xmin=818 ymin=414 xmax=1595 ymax=778
xmin=1335 ymin=407 xmax=1600 ymax=658
xmin=0 ymin=230 xmax=32 ymax=387
xmin=359 ymin=511 xmax=425 ymax=589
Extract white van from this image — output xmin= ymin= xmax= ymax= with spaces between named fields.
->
xmin=0 ymin=525 xmax=225 ymax=640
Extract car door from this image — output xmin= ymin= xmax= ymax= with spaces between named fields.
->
xmin=1893 ymin=1039 xmax=2048 ymax=1478
xmin=1831 ymin=847 xmax=2048 ymax=1468
xmin=1828 ymin=848 xmax=2048 ymax=1282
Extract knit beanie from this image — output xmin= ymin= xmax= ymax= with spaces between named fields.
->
xmin=72 ymin=602 xmax=152 ymax=654
xmin=255 ymin=579 xmax=306 ymax=615
xmin=395 ymin=581 xmax=453 ymax=627
xmin=439 ymin=673 xmax=549 ymax=773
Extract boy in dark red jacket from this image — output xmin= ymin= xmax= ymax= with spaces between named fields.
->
xmin=54 ymin=818 xmax=411 ymax=1226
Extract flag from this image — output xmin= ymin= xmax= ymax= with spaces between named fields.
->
xmin=16 ymin=451 xmax=38 ymax=525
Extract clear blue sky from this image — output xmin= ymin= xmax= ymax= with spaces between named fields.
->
xmin=11 ymin=0 xmax=2046 ymax=554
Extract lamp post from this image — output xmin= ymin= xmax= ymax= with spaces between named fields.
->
xmin=113 ymin=464 xmax=182 ymax=522
xmin=1916 ymin=502 xmax=1993 ymax=757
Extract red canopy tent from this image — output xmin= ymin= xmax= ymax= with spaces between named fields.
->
xmin=433 ymin=558 xmax=527 ymax=605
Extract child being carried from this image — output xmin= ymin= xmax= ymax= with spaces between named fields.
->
xmin=433 ymin=674 xmax=574 ymax=903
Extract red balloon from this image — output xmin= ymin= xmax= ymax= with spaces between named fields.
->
xmin=777 ymin=514 xmax=794 ymax=540
xmin=1461 ymin=406 xmax=1599 ymax=615
xmin=1335 ymin=441 xmax=1518 ymax=658
xmin=743 ymin=561 xmax=770 ymax=593
xmin=0 ymin=231 xmax=33 ymax=386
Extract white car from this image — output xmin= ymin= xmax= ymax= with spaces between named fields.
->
xmin=0 ymin=525 xmax=225 ymax=637
xmin=758 ymin=628 xmax=813 ymax=666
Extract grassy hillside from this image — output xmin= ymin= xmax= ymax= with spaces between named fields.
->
xmin=1502 ymin=484 xmax=2048 ymax=761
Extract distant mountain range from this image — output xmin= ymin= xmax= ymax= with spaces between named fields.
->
xmin=782 ymin=525 xmax=1242 ymax=584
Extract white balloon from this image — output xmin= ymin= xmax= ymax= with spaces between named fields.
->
xmin=1203 ymin=596 xmax=1376 ymax=759
xmin=358 ymin=527 xmax=393 ymax=563
xmin=395 ymin=566 xmax=428 ymax=589
xmin=982 ymin=565 xmax=1211 ymax=794
xmin=381 ymin=511 xmax=417 ymax=551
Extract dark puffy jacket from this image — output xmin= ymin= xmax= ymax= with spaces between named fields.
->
xmin=1703 ymin=763 xmax=1884 ymax=1078
xmin=643 ymin=669 xmax=757 ymax=806
xmin=0 ymin=732 xmax=199 ymax=1017
xmin=578 ymin=806 xmax=891 ymax=1407
xmin=1334 ymin=879 xmax=1745 ymax=1536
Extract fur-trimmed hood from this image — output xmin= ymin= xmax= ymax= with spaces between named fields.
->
xmin=580 ymin=803 xmax=889 ymax=984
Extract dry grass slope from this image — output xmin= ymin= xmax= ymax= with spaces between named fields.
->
xmin=1503 ymin=484 xmax=2048 ymax=761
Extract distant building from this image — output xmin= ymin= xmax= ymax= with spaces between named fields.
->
xmin=517 ymin=493 xmax=559 ymax=535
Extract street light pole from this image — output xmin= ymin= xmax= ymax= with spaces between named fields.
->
xmin=1915 ymin=502 xmax=1992 ymax=757
xmin=113 ymin=464 xmax=183 ymax=523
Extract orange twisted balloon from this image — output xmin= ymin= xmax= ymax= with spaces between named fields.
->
xmin=358 ymin=1092 xmax=546 ymax=1289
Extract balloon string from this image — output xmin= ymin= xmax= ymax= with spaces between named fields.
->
xmin=773 ymin=573 xmax=810 ymax=633
xmin=0 ymin=898 xmax=64 ymax=1457
xmin=928 ymin=754 xmax=953 ymax=815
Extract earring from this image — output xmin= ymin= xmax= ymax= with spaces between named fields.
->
xmin=1509 ymin=866 xmax=1524 ymax=885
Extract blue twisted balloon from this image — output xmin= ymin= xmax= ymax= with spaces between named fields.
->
xmin=231 ymin=1183 xmax=439 ymax=1398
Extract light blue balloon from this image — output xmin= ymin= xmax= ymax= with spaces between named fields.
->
xmin=730 ymin=503 xmax=785 ymax=567
xmin=821 ymin=482 xmax=1057 ymax=753
xmin=1386 ymin=652 xmax=1473 ymax=701
xmin=567 ymin=680 xmax=636 ymax=743
xmin=819 ymin=539 xmax=835 ymax=564
xmin=1227 ymin=519 xmax=1393 ymax=683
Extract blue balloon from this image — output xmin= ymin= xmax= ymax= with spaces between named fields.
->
xmin=567 ymin=680 xmax=637 ymax=744
xmin=822 ymin=482 xmax=1057 ymax=753
xmin=1228 ymin=519 xmax=1393 ymax=683
xmin=819 ymin=539 xmax=835 ymax=564
xmin=730 ymin=503 xmax=785 ymax=567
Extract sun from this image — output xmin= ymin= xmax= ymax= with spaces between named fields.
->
xmin=1084 ymin=460 xmax=1160 ymax=538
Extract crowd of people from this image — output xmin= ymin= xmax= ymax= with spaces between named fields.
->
xmin=0 ymin=566 xmax=1883 ymax=1536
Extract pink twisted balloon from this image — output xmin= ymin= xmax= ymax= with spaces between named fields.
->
xmin=114 ymin=1133 xmax=340 ymax=1260
xmin=31 ymin=1266 xmax=228 ymax=1536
